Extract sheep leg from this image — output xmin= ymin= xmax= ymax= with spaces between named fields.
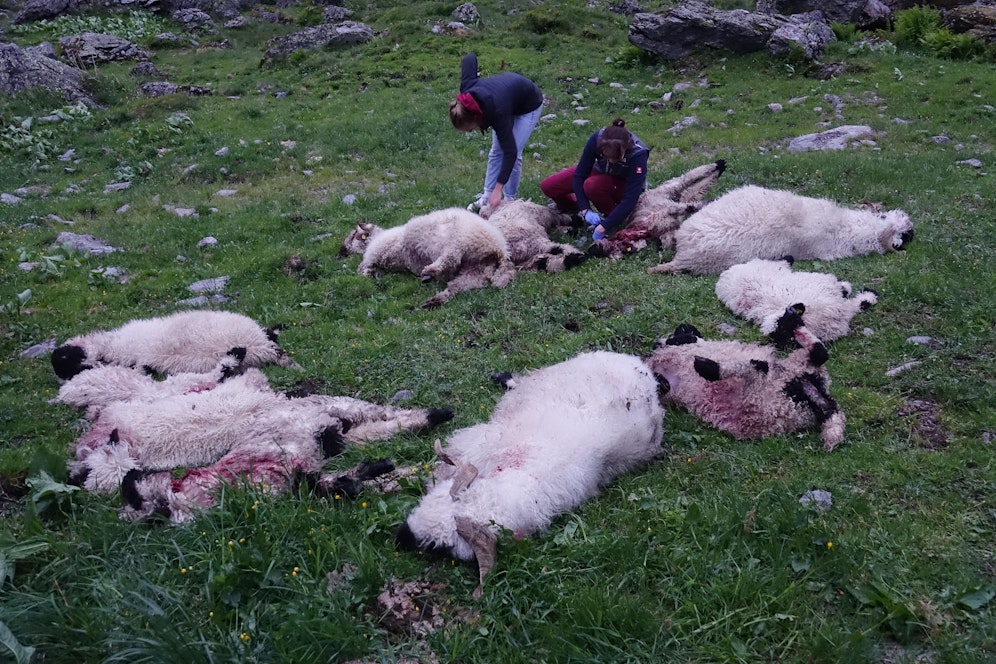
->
xmin=646 ymin=261 xmax=682 ymax=275
xmin=421 ymin=251 xmax=461 ymax=282
xmin=316 ymin=396 xmax=454 ymax=443
xmin=672 ymin=159 xmax=726 ymax=204
xmin=421 ymin=271 xmax=492 ymax=309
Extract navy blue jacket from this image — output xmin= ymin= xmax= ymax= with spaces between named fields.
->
xmin=573 ymin=128 xmax=649 ymax=232
xmin=460 ymin=53 xmax=543 ymax=186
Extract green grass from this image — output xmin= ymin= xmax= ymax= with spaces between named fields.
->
xmin=1 ymin=1 xmax=995 ymax=662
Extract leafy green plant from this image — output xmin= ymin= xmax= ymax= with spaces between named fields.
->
xmin=831 ymin=21 xmax=859 ymax=43
xmin=893 ymin=6 xmax=941 ymax=47
xmin=922 ymin=29 xmax=983 ymax=60
xmin=6 ymin=10 xmax=174 ymax=43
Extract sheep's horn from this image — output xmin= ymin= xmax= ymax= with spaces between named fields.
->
xmin=454 ymin=516 xmax=497 ymax=599
xmin=434 ymin=439 xmax=456 ymax=466
xmin=448 ymin=462 xmax=478 ymax=500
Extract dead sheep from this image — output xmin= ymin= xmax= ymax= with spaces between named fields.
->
xmin=484 ymin=200 xmax=587 ymax=273
xmin=716 ymin=258 xmax=879 ymax=343
xmin=51 ymin=310 xmax=296 ymax=380
xmin=396 ymin=351 xmax=666 ymax=597
xmin=586 ymin=160 xmax=727 ymax=259
xmin=645 ymin=317 xmax=845 ymax=452
xmin=52 ymin=349 xmax=267 ymax=420
xmin=339 ymin=207 xmax=517 ymax=309
xmin=68 ymin=375 xmax=454 ymax=520
xmin=646 ymin=185 xmax=914 ymax=275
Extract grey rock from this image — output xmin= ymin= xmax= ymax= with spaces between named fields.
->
xmin=957 ymin=159 xmax=983 ymax=168
xmin=197 ymin=236 xmax=218 ymax=248
xmin=885 ymin=360 xmax=921 ymax=377
xmin=188 ymin=276 xmax=229 ymax=293
xmin=20 ymin=338 xmax=58 ymax=358
xmin=390 ymin=389 xmax=415 ymax=403
xmin=452 ymin=2 xmax=478 ymax=22
xmin=261 ymin=21 xmax=375 ymax=64
xmin=767 ymin=11 xmax=836 ymax=60
xmin=799 ymin=489 xmax=832 ymax=511
xmin=322 ymin=5 xmax=352 ymax=21
xmin=14 ymin=0 xmax=69 ymax=24
xmin=59 ymin=32 xmax=151 ymax=67
xmin=177 ymin=294 xmax=231 ymax=307
xmin=0 ymin=42 xmax=94 ymax=105
xmin=1 ymin=193 xmax=23 ymax=204
xmin=56 ymin=231 xmax=119 ymax=254
xmin=172 ymin=8 xmax=216 ymax=33
xmin=788 ymin=125 xmax=875 ymax=152
xmin=104 ymin=182 xmax=131 ymax=193
xmin=139 ymin=81 xmax=212 ymax=97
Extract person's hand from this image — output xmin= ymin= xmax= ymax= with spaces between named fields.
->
xmin=583 ymin=210 xmax=602 ymax=227
xmin=487 ymin=187 xmax=504 ymax=213
xmin=592 ymin=225 xmax=606 ymax=241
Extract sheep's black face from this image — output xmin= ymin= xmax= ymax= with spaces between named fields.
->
xmin=897 ymin=228 xmax=914 ymax=249
xmin=395 ymin=522 xmax=458 ymax=559
xmin=51 ymin=344 xmax=91 ymax=380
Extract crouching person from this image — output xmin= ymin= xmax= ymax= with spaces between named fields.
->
xmin=540 ymin=118 xmax=649 ymax=241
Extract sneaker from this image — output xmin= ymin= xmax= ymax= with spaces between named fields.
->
xmin=467 ymin=194 xmax=486 ymax=213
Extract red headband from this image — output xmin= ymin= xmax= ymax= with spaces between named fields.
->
xmin=456 ymin=92 xmax=483 ymax=118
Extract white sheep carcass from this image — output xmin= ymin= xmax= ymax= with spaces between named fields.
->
xmin=339 ymin=207 xmax=518 ymax=309
xmin=484 ymin=200 xmax=587 ymax=273
xmin=52 ymin=349 xmax=267 ymax=420
xmin=647 ymin=185 xmax=914 ymax=275
xmin=395 ymin=351 xmax=666 ymax=597
xmin=586 ymin=160 xmax=727 ymax=259
xmin=51 ymin=310 xmax=296 ymax=380
xmin=68 ymin=375 xmax=454 ymax=521
xmin=715 ymin=258 xmax=879 ymax=344
xmin=645 ymin=318 xmax=845 ymax=452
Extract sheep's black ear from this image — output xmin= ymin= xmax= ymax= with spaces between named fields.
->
xmin=109 ymin=428 xmax=120 ymax=444
xmin=355 ymin=458 xmax=395 ymax=480
xmin=318 ymin=426 xmax=346 ymax=458
xmin=585 ymin=243 xmax=608 ymax=259
xmin=672 ymin=323 xmax=702 ymax=339
xmin=427 ymin=408 xmax=454 ymax=427
xmin=51 ymin=344 xmax=89 ymax=380
xmin=654 ymin=373 xmax=671 ymax=396
xmin=534 ymin=256 xmax=549 ymax=271
xmin=227 ymin=346 xmax=248 ymax=361
xmin=715 ymin=159 xmax=727 ymax=175
xmin=264 ymin=324 xmax=287 ymax=342
xmin=750 ymin=359 xmax=769 ymax=374
xmin=808 ymin=343 xmax=829 ymax=367
xmin=121 ymin=469 xmax=148 ymax=509
xmin=898 ymin=229 xmax=914 ymax=249
xmin=548 ymin=246 xmax=563 ymax=255
xmin=67 ymin=467 xmax=90 ymax=487
xmin=778 ymin=255 xmax=795 ymax=266
xmin=693 ymin=356 xmax=721 ymax=382
xmin=395 ymin=522 xmax=420 ymax=552
xmin=770 ymin=305 xmax=806 ymax=349
xmin=329 ymin=476 xmax=363 ymax=499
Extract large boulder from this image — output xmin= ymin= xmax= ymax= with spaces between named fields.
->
xmin=260 ymin=21 xmax=374 ymax=65
xmin=756 ymin=0 xmax=893 ymax=29
xmin=14 ymin=0 xmax=70 ymax=23
xmin=0 ymin=41 xmax=94 ymax=105
xmin=942 ymin=4 xmax=996 ymax=43
xmin=629 ymin=0 xmax=834 ymax=61
xmin=59 ymin=33 xmax=152 ymax=67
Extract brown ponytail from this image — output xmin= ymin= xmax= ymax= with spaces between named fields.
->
xmin=596 ymin=118 xmax=633 ymax=162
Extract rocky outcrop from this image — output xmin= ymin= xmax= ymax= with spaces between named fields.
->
xmin=629 ymin=0 xmax=835 ymax=61
xmin=260 ymin=21 xmax=375 ymax=65
xmin=59 ymin=33 xmax=152 ymax=67
xmin=756 ymin=0 xmax=893 ymax=29
xmin=0 ymin=41 xmax=94 ymax=105
xmin=943 ymin=4 xmax=996 ymax=43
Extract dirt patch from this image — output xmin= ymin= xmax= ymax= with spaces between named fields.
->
xmin=898 ymin=399 xmax=949 ymax=449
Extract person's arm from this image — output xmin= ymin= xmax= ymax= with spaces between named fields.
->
xmin=600 ymin=149 xmax=649 ymax=232
xmin=573 ymin=132 xmax=599 ymax=214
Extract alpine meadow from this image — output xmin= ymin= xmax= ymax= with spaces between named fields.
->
xmin=0 ymin=0 xmax=994 ymax=662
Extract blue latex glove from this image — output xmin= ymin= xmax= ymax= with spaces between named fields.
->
xmin=584 ymin=210 xmax=603 ymax=227
xmin=593 ymin=229 xmax=605 ymax=241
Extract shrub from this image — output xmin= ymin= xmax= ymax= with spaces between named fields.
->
xmin=922 ymin=29 xmax=983 ymax=60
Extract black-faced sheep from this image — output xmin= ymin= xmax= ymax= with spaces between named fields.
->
xmin=339 ymin=207 xmax=517 ymax=309
xmin=51 ymin=310 xmax=296 ymax=380
xmin=645 ymin=318 xmax=845 ymax=452
xmin=716 ymin=258 xmax=879 ymax=344
xmin=586 ymin=160 xmax=727 ymax=259
xmin=395 ymin=351 xmax=666 ymax=597
xmin=646 ymin=185 xmax=914 ymax=275
xmin=484 ymin=200 xmax=587 ymax=273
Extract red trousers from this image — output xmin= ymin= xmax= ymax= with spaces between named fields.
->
xmin=540 ymin=167 xmax=625 ymax=215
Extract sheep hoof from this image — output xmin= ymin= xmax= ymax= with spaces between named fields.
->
xmin=420 ymin=274 xmax=434 ymax=283
xmin=715 ymin=158 xmax=727 ymax=175
xmin=564 ymin=253 xmax=587 ymax=269
xmin=809 ymin=343 xmax=829 ymax=367
xmin=355 ymin=458 xmax=395 ymax=480
xmin=318 ymin=425 xmax=346 ymax=458
xmin=121 ymin=468 xmax=148 ymax=509
xmin=693 ymin=356 xmax=721 ymax=382
xmin=585 ymin=243 xmax=608 ymax=259
xmin=490 ymin=372 xmax=514 ymax=389
xmin=654 ymin=373 xmax=671 ymax=397
xmin=427 ymin=408 xmax=455 ymax=427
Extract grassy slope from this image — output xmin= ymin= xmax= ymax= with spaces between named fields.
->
xmin=0 ymin=1 xmax=994 ymax=662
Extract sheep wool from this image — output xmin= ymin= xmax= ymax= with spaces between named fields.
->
xmin=646 ymin=321 xmax=845 ymax=452
xmin=647 ymin=185 xmax=914 ymax=275
xmin=716 ymin=259 xmax=878 ymax=343
xmin=51 ymin=310 xmax=296 ymax=380
xmin=340 ymin=207 xmax=517 ymax=308
xmin=485 ymin=200 xmax=586 ymax=273
xmin=396 ymin=351 xmax=665 ymax=597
